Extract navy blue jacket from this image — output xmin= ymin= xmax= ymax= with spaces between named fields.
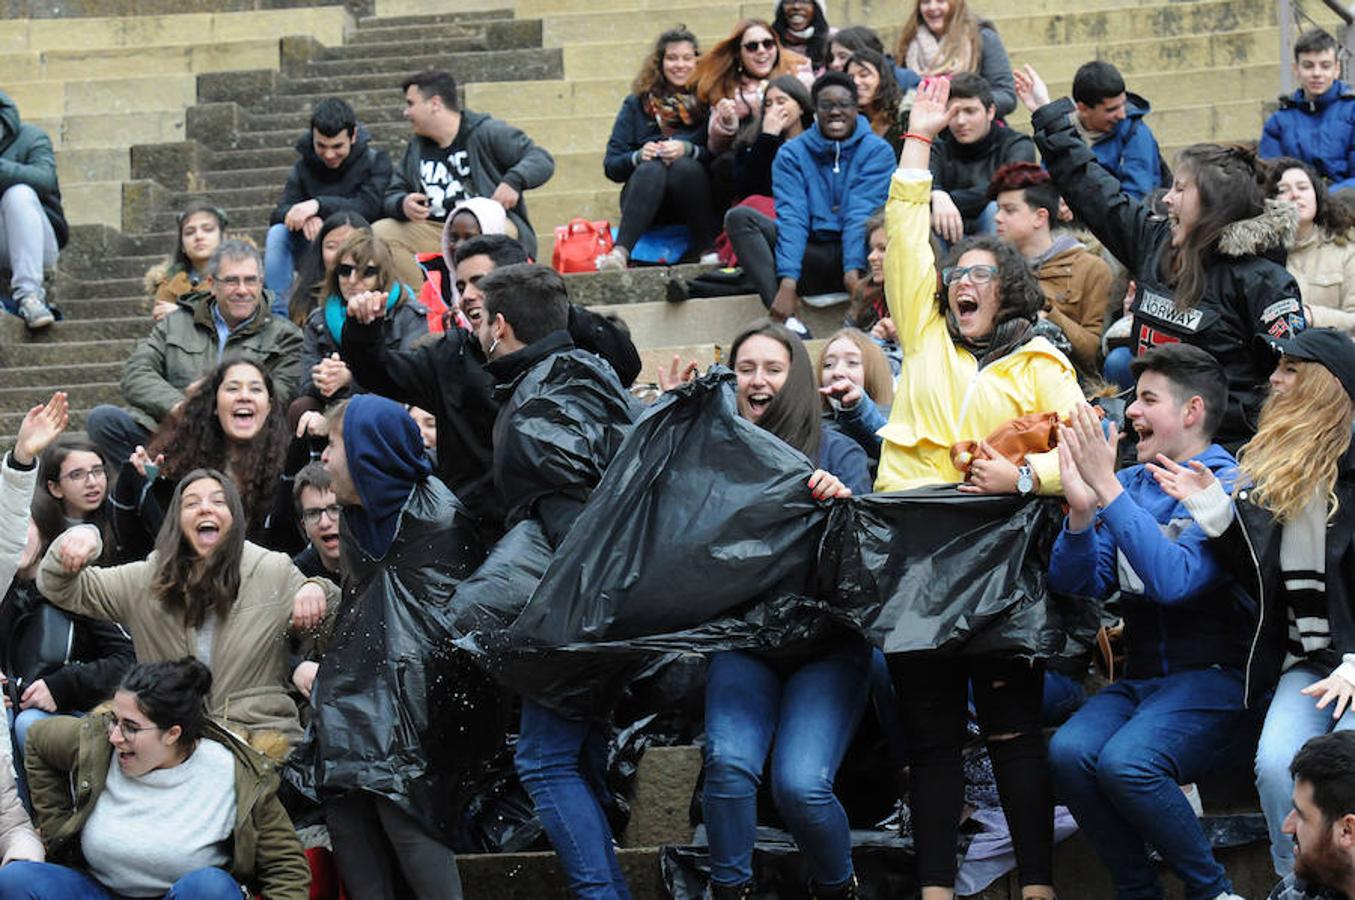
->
xmin=1048 ymin=443 xmax=1256 ymax=679
xmin=1087 ymin=93 xmax=1162 ymax=201
xmin=1261 ymin=80 xmax=1355 ymax=192
xmin=603 ymin=94 xmax=709 ymax=183
xmin=817 ymin=426 xmax=871 ymax=496
xmin=772 ymin=116 xmax=894 ymax=280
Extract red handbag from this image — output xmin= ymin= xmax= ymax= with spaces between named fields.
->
xmin=552 ymin=218 xmax=614 ymax=274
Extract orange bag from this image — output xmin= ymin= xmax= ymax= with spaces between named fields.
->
xmin=552 ymin=218 xmax=614 ymax=274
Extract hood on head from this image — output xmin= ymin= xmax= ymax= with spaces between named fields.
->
xmin=0 ymin=90 xmax=18 ymax=150
xmin=1218 ymin=198 xmax=1299 ymax=257
xmin=343 ymin=394 xmax=431 ymax=510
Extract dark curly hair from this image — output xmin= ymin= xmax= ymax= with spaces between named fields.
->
xmin=846 ymin=48 xmax=903 ymax=137
xmin=146 ymin=357 xmax=288 ymax=533
xmin=1265 ymin=155 xmax=1355 ymax=239
xmin=120 ymin=657 xmax=214 ymax=748
xmin=938 ymin=236 xmax=1044 ymax=367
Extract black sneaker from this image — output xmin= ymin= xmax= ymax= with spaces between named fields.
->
xmin=665 ymin=276 xmax=690 ymax=303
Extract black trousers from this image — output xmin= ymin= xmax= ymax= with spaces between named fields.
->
xmin=616 ymin=157 xmax=716 ymax=254
xmin=888 ymin=654 xmax=1054 ymax=888
xmin=723 ymin=205 xmax=843 ymax=308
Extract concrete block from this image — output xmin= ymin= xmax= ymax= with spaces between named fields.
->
xmin=121 ymin=179 xmax=173 ymax=234
xmin=131 ymin=141 xmax=208 ymax=192
xmin=517 ymin=118 xmax=617 ymax=159
xmin=55 ymin=147 xmax=130 ymax=184
xmin=466 ymin=78 xmax=629 ymax=119
xmin=373 ymin=0 xmax=506 ymax=16
xmin=621 ymin=746 xmax=701 ymax=848
xmin=208 ymin=8 xmax=349 ymax=46
xmin=544 ymin=6 xmax=735 ymax=47
xmin=198 ymin=69 xmax=278 ymax=105
xmin=61 ymin=110 xmax=186 ymax=148
xmin=60 ymin=181 xmax=122 ymax=228
xmin=63 ymin=74 xmax=196 ymax=116
xmin=185 ymin=102 xmax=244 ymax=150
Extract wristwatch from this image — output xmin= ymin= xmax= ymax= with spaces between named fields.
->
xmin=1016 ymin=463 xmax=1035 ymax=496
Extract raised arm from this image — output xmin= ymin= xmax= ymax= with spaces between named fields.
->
xmin=37 ymin=526 xmax=149 ymax=624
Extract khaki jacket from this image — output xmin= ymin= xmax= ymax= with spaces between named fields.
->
xmin=1035 ymin=243 xmax=1113 ymax=377
xmin=37 ymin=531 xmax=337 ymax=750
xmin=120 ymin=291 xmax=302 ymax=432
xmin=26 ymin=714 xmax=309 ymax=899
xmin=1288 ymin=228 xmax=1355 ymax=334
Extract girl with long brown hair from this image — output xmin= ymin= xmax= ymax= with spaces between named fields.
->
xmin=693 ymin=18 xmax=812 ymax=154
xmin=38 ymin=469 xmax=337 ymax=757
xmin=1152 ymin=328 xmax=1355 ymax=878
xmin=1267 ymin=156 xmax=1355 ymax=334
xmin=894 ymin=0 xmax=1015 ymax=117
xmin=1019 ymin=64 xmax=1305 ymax=451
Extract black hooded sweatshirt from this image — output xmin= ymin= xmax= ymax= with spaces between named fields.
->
xmin=268 ymin=125 xmax=392 ymax=226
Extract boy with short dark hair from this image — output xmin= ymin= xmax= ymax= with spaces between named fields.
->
xmin=1047 ymin=342 xmax=1253 ymax=900
xmin=1261 ymin=29 xmax=1355 ymax=193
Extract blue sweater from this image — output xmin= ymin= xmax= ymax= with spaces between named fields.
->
xmin=1261 ymin=80 xmax=1355 ymax=193
xmin=818 ymin=426 xmax=872 ymax=496
xmin=771 ymin=118 xmax=895 ymax=281
xmin=1048 ymin=443 xmax=1255 ymax=678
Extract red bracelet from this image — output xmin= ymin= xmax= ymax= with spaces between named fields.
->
xmin=902 ymin=132 xmax=933 ymax=145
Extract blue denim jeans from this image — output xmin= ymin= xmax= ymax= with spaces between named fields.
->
xmin=1255 ymin=662 xmax=1355 ymax=876
xmin=263 ymin=223 xmax=308 ymax=309
xmin=0 ymin=862 xmax=240 ymax=899
xmin=1041 ymin=670 xmax=1086 ymax=727
xmin=514 ymin=699 xmax=631 ymax=900
xmin=702 ymin=645 xmax=871 ymax=889
xmin=1048 ymin=666 xmax=1247 ymax=900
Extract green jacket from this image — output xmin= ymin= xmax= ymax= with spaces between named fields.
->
xmin=25 ymin=714 xmax=310 ymax=899
xmin=0 ymin=89 xmax=67 ymax=247
xmin=120 ymin=290 xmax=303 ymax=432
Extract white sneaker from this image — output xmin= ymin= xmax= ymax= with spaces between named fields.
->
xmin=698 ymin=251 xmax=721 ymax=265
xmin=595 ymin=248 xmax=628 ymax=271
xmin=17 ymin=295 xmax=54 ymax=329
xmin=784 ymin=316 xmax=812 ymax=339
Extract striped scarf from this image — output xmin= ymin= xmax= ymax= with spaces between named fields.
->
xmin=1281 ymin=489 xmax=1334 ymax=670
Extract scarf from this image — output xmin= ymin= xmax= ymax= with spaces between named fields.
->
xmin=905 ymin=26 xmax=974 ymax=76
xmin=642 ymin=91 xmax=702 ymax=136
xmin=1281 ymin=488 xmax=1335 ymax=670
xmin=324 ymin=283 xmax=402 ymax=344
xmin=945 ymin=312 xmax=1034 ymax=370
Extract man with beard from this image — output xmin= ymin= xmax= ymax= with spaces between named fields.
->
xmin=1271 ymin=732 xmax=1355 ymax=899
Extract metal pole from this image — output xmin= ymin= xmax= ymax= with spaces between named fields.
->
xmin=1280 ymin=0 xmax=1295 ymax=95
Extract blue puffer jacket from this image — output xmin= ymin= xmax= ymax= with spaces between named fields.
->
xmin=771 ymin=116 xmax=895 ymax=280
xmin=1088 ymin=93 xmax=1162 ymax=201
xmin=1048 ymin=443 xmax=1257 ymax=679
xmin=1260 ymin=80 xmax=1355 ymax=192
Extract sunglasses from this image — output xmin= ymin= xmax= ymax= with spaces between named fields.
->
xmin=336 ymin=263 xmax=381 ymax=280
xmin=743 ymin=38 xmax=777 ymax=52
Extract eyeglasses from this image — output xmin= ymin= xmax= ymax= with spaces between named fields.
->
xmin=216 ymin=275 xmax=260 ymax=288
xmin=61 ymin=465 xmax=107 ymax=483
xmin=301 ymin=504 xmax=342 ymax=525
xmin=941 ymin=264 xmax=999 ymax=285
xmin=815 ymin=98 xmax=857 ymax=112
xmin=336 ymin=263 xmax=381 ymax=280
xmin=107 ymin=717 xmax=161 ymax=742
xmin=742 ymin=38 xmax=777 ymax=52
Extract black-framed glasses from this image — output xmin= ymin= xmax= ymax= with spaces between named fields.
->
xmin=107 ymin=717 xmax=161 ymax=741
xmin=336 ymin=263 xmax=380 ymax=280
xmin=301 ymin=504 xmax=342 ymax=525
xmin=941 ymin=264 xmax=999 ymax=285
xmin=742 ymin=38 xmax=776 ymax=52
xmin=61 ymin=465 xmax=107 ymax=483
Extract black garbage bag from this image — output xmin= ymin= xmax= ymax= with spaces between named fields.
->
xmin=284 ymin=479 xmax=511 ymax=844
xmin=822 ymin=489 xmax=1065 ymax=659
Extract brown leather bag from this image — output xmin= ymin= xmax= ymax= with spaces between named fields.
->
xmin=1094 ymin=620 xmax=1127 ymax=683
xmin=950 ymin=411 xmax=1062 ymax=474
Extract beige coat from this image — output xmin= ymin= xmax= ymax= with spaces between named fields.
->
xmin=1036 ymin=242 xmax=1113 ymax=377
xmin=37 ymin=530 xmax=336 ymax=752
xmin=1288 ymin=228 xmax=1355 ymax=334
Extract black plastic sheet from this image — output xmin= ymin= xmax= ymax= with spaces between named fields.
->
xmin=284 ymin=479 xmax=510 ymax=844
xmin=822 ymin=489 xmax=1065 ymax=659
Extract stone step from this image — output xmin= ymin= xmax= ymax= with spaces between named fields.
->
xmin=0 ymin=409 xmax=89 ymax=443
xmin=6 ymin=73 xmax=196 ymax=119
xmin=0 ymin=381 xmax=122 ymax=415
xmin=56 ymin=148 xmax=131 ymax=185
xmin=53 ymin=274 xmax=145 ymax=301
xmin=271 ymin=48 xmax=566 ymax=99
xmin=235 ymin=105 xmax=405 ymax=135
xmin=1 ymin=0 xmax=345 ymax=24
xmin=0 ymin=7 xmax=349 ymax=53
xmin=222 ymin=123 xmax=409 ymax=154
xmin=50 ymin=110 xmax=187 ymax=151
xmin=0 ymin=39 xmax=280 ymax=84
xmin=61 ymin=254 xmax=165 ymax=281
xmin=0 ymin=316 xmax=148 ymax=344
xmin=0 ymin=361 xmax=125 ymax=389
xmin=61 ymin=182 xmax=123 ymax=230
xmin=345 ymin=18 xmax=539 ymax=53
xmin=354 ymin=8 xmax=517 ymax=30
xmin=57 ymin=297 xmax=148 ymax=320
xmin=199 ymin=165 xmax=294 ymax=191
xmin=0 ymin=338 xmax=136 ymax=369
xmin=1008 ymin=26 xmax=1281 ymax=83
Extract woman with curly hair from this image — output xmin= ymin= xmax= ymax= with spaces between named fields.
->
xmin=39 ymin=472 xmax=336 ymax=758
xmin=1151 ymin=328 xmax=1355 ymax=878
xmin=874 ymin=77 xmax=1077 ymax=899
xmin=143 ymin=200 xmax=227 ymax=322
xmin=846 ymin=47 xmax=908 ymax=154
xmin=895 ymin=0 xmax=1016 ymax=117
xmin=111 ymin=358 xmax=291 ymax=562
xmin=694 ymin=19 xmax=812 ymax=155
xmin=1267 ymin=157 xmax=1355 ymax=334
xmin=291 ymin=231 xmax=426 ymax=430
xmin=598 ymin=25 xmax=716 ymax=271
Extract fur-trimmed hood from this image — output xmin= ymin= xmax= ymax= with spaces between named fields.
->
xmin=1218 ymin=198 xmax=1299 ymax=257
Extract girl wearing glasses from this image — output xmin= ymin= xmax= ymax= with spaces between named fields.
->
xmin=874 ymin=78 xmax=1078 ymax=900
xmin=291 ymin=231 xmax=427 ymax=433
xmin=0 ymin=656 xmax=309 ymax=899
xmin=40 ymin=470 xmax=335 ymax=760
xmin=693 ymin=19 xmax=812 ymax=156
xmin=144 ymin=201 xmax=228 ymax=323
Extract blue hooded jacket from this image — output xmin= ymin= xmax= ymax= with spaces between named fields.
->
xmin=1087 ymin=93 xmax=1162 ymax=201
xmin=1048 ymin=443 xmax=1256 ymax=679
xmin=772 ymin=114 xmax=895 ymax=281
xmin=341 ymin=394 xmax=431 ymax=558
xmin=1260 ymin=80 xmax=1355 ymax=192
